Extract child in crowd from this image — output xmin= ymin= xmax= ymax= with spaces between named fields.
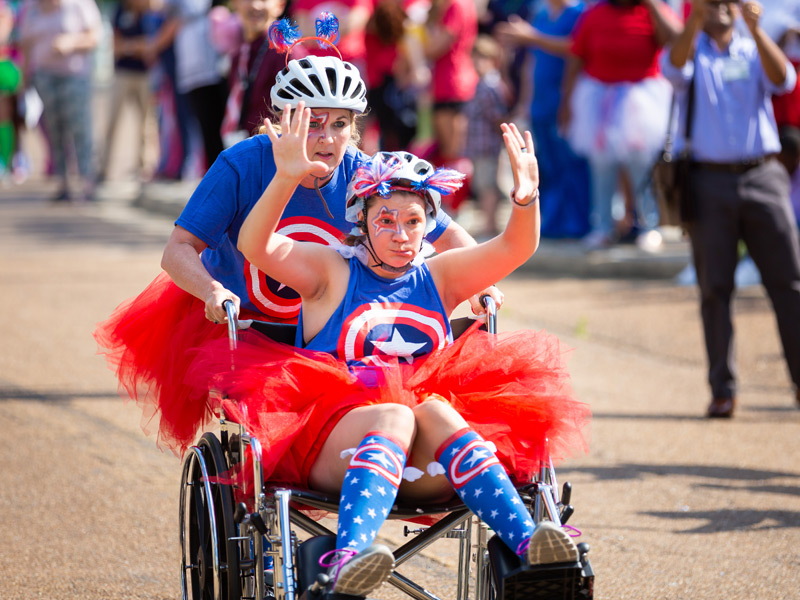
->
xmin=464 ymin=34 xmax=510 ymax=238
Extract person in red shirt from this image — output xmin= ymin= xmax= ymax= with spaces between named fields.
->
xmin=291 ymin=0 xmax=373 ymax=72
xmin=562 ymin=0 xmax=681 ymax=251
xmin=423 ymin=0 xmax=478 ymax=207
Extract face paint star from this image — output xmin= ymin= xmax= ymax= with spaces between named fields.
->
xmin=371 ymin=205 xmax=401 ymax=237
xmin=371 ymin=329 xmax=426 ymax=363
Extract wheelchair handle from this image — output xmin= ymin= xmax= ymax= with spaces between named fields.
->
xmin=224 ymin=300 xmax=239 ymax=351
xmin=480 ymin=294 xmax=497 ymax=334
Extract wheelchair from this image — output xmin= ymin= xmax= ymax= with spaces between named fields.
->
xmin=179 ymin=299 xmax=594 ymax=600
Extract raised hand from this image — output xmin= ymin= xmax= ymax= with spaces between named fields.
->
xmin=262 ymin=101 xmax=329 ymax=182
xmin=741 ymin=1 xmax=763 ymax=33
xmin=501 ymin=123 xmax=539 ymax=205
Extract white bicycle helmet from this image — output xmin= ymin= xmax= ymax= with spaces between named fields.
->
xmin=270 ymin=55 xmax=368 ymax=114
xmin=346 ymin=152 xmax=465 ymax=235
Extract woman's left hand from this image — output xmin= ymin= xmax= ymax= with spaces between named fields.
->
xmin=263 ymin=100 xmax=329 ymax=182
xmin=501 ymin=123 xmax=539 ymax=205
xmin=468 ymin=285 xmax=505 ymax=316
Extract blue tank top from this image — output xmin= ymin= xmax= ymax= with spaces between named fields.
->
xmin=298 ymin=251 xmax=453 ymax=369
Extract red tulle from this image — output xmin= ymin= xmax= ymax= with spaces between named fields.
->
xmin=93 ymin=273 xmax=263 ymax=456
xmin=188 ymin=322 xmax=590 ymax=488
xmin=95 ymin=274 xmax=590 ymax=492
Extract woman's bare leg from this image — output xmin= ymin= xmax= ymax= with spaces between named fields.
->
xmin=309 ymin=403 xmax=416 ymax=493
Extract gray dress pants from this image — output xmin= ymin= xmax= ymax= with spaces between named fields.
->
xmin=686 ymin=158 xmax=800 ymax=399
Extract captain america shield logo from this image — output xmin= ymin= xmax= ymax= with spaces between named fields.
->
xmin=448 ymin=439 xmax=501 ymax=489
xmin=337 ymin=302 xmax=451 ymax=366
xmin=349 ymin=441 xmax=404 ymax=488
xmin=244 ymin=216 xmax=345 ymax=319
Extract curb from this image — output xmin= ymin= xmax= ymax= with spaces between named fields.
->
xmin=126 ymin=181 xmax=691 ymax=281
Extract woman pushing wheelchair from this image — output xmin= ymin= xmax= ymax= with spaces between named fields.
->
xmin=190 ymin=101 xmax=591 ymax=597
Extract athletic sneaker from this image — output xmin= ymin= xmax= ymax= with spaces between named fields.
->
xmin=320 ymin=544 xmax=395 ymax=597
xmin=523 ymin=522 xmax=579 ymax=566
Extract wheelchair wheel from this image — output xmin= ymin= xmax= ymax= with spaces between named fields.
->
xmin=180 ymin=432 xmax=242 ymax=600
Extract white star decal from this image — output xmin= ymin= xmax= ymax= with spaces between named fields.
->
xmin=350 ymin=476 xmax=359 ymax=485
xmin=508 ymin=513 xmax=518 ymax=521
xmin=354 ymin=516 xmax=364 ymax=525
xmin=490 ymin=509 xmax=499 ymax=519
xmin=344 ymin=503 xmax=353 ymax=511
xmin=494 ymin=488 xmax=504 ymax=497
xmin=347 ymin=540 xmax=359 ymax=548
xmin=376 ymin=486 xmax=387 ymax=497
xmin=371 ymin=329 xmax=426 ymax=364
xmin=367 ymin=508 xmax=377 ymax=518
xmin=465 ymin=449 xmax=489 ymax=468
xmin=474 ymin=488 xmax=484 ymax=498
xmin=360 ymin=489 xmax=372 ymax=498
xmin=367 ymin=451 xmax=393 ymax=469
xmin=360 ymin=533 xmax=368 ymax=542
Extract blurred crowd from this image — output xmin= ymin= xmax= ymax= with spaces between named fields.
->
xmin=2 ymin=0 xmax=800 ymax=248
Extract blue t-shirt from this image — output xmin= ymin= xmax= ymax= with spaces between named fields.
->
xmin=299 ymin=253 xmax=453 ymax=369
xmin=176 ymin=135 xmax=452 ymax=321
xmin=529 ymin=1 xmax=585 ymax=121
xmin=112 ymin=6 xmax=149 ymax=73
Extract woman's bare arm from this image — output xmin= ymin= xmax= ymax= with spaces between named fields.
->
xmin=429 ymin=124 xmax=540 ymax=314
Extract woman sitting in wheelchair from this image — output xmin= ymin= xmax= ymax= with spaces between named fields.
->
xmin=191 ymin=103 xmax=591 ymax=597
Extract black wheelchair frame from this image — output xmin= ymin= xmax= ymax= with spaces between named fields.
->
xmin=179 ymin=299 xmax=594 ymax=600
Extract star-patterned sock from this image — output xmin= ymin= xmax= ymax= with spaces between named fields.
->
xmin=436 ymin=428 xmax=534 ymax=556
xmin=337 ymin=431 xmax=407 ymax=553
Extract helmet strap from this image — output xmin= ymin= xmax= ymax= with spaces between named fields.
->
xmin=314 ymin=176 xmax=334 ymax=220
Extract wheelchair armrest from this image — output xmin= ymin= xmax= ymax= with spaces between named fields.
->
xmin=248 ymin=321 xmax=298 ymax=346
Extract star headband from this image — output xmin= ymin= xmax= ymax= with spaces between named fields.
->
xmin=268 ymin=13 xmax=342 ymax=63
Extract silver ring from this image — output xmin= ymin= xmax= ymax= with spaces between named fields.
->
xmin=521 ymin=147 xmax=528 ymax=153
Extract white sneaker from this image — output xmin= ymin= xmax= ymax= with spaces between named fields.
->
xmin=635 ymin=230 xmax=663 ymax=253
xmin=325 ymin=544 xmax=395 ymax=597
xmin=524 ymin=522 xmax=579 ymax=566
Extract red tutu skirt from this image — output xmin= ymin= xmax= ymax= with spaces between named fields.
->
xmin=187 ymin=323 xmax=591 ymax=489
xmin=94 ymin=272 xmax=271 ymax=456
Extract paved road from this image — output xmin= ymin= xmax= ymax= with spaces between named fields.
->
xmin=1 ymin=182 xmax=798 ymax=600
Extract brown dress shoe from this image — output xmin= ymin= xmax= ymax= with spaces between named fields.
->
xmin=707 ymin=397 xmax=735 ymax=418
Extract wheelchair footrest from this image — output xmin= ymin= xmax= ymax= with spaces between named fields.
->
xmin=488 ymin=535 xmax=594 ymax=600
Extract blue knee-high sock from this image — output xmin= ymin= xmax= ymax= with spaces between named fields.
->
xmin=337 ymin=431 xmax=407 ymax=553
xmin=436 ymin=428 xmax=534 ymax=555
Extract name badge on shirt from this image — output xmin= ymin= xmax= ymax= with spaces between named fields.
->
xmin=721 ymin=57 xmax=750 ymax=82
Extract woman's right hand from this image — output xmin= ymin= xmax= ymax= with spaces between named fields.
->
xmin=262 ymin=101 xmax=329 ymax=182
xmin=501 ymin=122 xmax=539 ymax=204
xmin=204 ymin=283 xmax=240 ymax=325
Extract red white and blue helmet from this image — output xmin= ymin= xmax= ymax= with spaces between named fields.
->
xmin=345 ymin=152 xmax=465 ymax=234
